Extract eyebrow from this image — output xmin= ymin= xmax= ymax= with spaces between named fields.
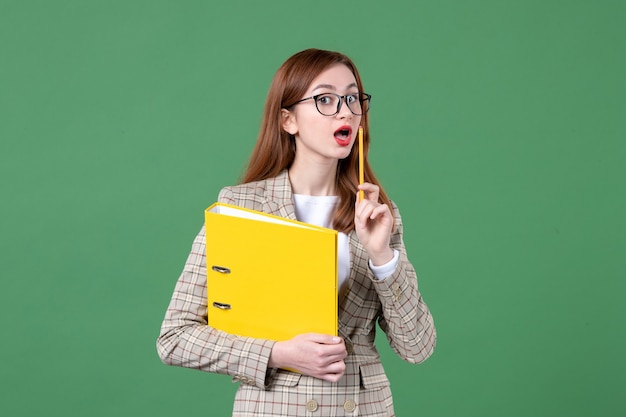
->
xmin=311 ymin=82 xmax=358 ymax=92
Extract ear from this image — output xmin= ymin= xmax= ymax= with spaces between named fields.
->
xmin=281 ymin=108 xmax=298 ymax=136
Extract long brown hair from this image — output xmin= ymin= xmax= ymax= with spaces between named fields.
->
xmin=242 ymin=48 xmax=391 ymax=234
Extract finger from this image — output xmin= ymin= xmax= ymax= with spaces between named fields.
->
xmin=319 ymin=361 xmax=346 ymax=382
xmin=356 ymin=201 xmax=377 ymax=228
xmin=357 ymin=183 xmax=380 ymax=201
xmin=368 ymin=204 xmax=391 ymax=221
xmin=357 ymin=182 xmax=378 ymax=192
xmin=321 ymin=371 xmax=345 ymax=383
xmin=325 ymin=360 xmax=346 ymax=374
xmin=309 ymin=345 xmax=346 ymax=369
xmin=322 ymin=341 xmax=348 ymax=357
xmin=325 ymin=348 xmax=348 ymax=363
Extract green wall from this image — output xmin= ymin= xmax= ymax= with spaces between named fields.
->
xmin=2 ymin=1 xmax=624 ymax=415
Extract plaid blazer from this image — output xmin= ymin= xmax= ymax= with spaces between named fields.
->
xmin=157 ymin=170 xmax=436 ymax=416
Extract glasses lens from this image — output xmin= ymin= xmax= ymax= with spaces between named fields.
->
xmin=314 ymin=94 xmax=339 ymax=116
xmin=347 ymin=93 xmax=370 ymax=115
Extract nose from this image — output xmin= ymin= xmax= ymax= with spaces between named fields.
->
xmin=337 ymin=97 xmax=353 ymax=119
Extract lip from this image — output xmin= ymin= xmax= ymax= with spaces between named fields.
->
xmin=334 ymin=125 xmax=353 ymax=147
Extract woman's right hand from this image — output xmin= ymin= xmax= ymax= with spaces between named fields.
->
xmin=268 ymin=333 xmax=347 ymax=382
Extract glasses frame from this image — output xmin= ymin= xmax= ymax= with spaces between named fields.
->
xmin=286 ymin=92 xmax=372 ymax=116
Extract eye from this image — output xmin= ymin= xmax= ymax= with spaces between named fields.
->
xmin=346 ymin=94 xmax=359 ymax=104
xmin=316 ymin=94 xmax=336 ymax=106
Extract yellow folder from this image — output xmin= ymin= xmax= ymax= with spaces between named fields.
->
xmin=204 ymin=202 xmax=338 ymax=341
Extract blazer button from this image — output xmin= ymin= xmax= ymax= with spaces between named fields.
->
xmin=344 ymin=399 xmax=357 ymax=412
xmin=306 ymin=399 xmax=319 ymax=412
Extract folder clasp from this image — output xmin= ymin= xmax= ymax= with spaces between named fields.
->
xmin=211 ymin=265 xmax=231 ymax=274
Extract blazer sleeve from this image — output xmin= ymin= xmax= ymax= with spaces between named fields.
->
xmin=156 ymin=223 xmax=276 ymax=389
xmin=371 ymin=201 xmax=436 ymax=363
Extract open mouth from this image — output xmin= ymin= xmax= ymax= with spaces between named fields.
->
xmin=334 ymin=126 xmax=353 ymax=145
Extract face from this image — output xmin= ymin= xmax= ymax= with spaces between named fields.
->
xmin=282 ymin=64 xmax=362 ymax=163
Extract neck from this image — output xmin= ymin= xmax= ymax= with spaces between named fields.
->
xmin=288 ymin=159 xmax=337 ymax=196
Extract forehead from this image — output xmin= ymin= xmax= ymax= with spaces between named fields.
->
xmin=307 ymin=64 xmax=358 ymax=93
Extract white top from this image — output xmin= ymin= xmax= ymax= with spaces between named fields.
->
xmin=293 ymin=194 xmax=398 ymax=298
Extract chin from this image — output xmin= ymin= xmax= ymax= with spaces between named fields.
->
xmin=336 ymin=150 xmax=353 ymax=160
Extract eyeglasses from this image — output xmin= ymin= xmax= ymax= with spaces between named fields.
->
xmin=287 ymin=92 xmax=371 ymax=116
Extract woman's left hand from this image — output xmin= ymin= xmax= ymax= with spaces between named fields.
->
xmin=355 ymin=183 xmax=395 ymax=266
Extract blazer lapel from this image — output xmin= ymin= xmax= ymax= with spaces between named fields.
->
xmin=261 ymin=170 xmax=298 ymax=221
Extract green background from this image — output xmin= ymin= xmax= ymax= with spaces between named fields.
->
xmin=2 ymin=0 xmax=624 ymax=415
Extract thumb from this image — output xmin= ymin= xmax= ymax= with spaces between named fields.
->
xmin=302 ymin=333 xmax=342 ymax=345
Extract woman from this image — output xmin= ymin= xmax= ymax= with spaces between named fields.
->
xmin=157 ymin=48 xmax=436 ymax=416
